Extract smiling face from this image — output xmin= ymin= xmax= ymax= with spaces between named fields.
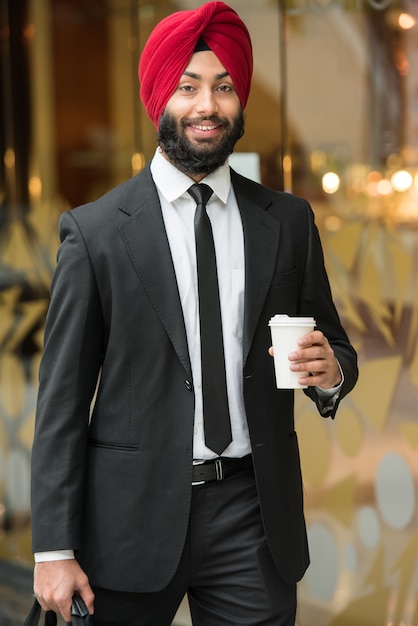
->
xmin=157 ymin=50 xmax=244 ymax=181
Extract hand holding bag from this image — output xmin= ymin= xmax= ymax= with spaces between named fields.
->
xmin=23 ymin=594 xmax=92 ymax=626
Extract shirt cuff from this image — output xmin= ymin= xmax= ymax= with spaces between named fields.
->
xmin=34 ymin=550 xmax=75 ymax=562
xmin=315 ymin=360 xmax=344 ymax=413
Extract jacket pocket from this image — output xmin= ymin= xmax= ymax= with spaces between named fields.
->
xmin=88 ymin=438 xmax=139 ymax=452
xmin=270 ymin=267 xmax=297 ymax=289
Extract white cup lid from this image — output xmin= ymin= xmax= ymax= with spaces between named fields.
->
xmin=268 ymin=314 xmax=316 ymax=326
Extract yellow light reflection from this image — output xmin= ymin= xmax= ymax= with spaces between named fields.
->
xmin=322 ymin=172 xmax=340 ymax=194
xmin=324 ymin=215 xmax=342 ymax=232
xmin=131 ymin=152 xmax=145 ymax=175
xmin=399 ymin=13 xmax=416 ymax=29
xmin=367 ymin=170 xmax=382 ymax=183
xmin=376 ymin=179 xmax=392 ymax=196
xmin=4 ymin=148 xmax=15 ymax=169
xmin=391 ymin=170 xmax=413 ymax=192
xmin=29 ymin=176 xmax=42 ymax=198
xmin=283 ymin=154 xmax=292 ymax=173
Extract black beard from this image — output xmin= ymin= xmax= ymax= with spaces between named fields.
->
xmin=157 ymin=110 xmax=245 ymax=176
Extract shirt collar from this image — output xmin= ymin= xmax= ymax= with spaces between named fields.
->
xmin=150 ymin=148 xmax=231 ymax=204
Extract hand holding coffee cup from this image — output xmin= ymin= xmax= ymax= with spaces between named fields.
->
xmin=268 ymin=315 xmax=316 ymax=389
xmin=268 ymin=316 xmax=342 ymax=389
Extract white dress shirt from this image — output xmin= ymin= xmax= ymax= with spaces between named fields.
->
xmin=151 ymin=148 xmax=250 ymax=460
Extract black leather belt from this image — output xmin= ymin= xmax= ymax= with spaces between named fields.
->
xmin=192 ymin=454 xmax=253 ymax=485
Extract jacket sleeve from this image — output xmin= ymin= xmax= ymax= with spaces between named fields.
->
xmin=299 ymin=200 xmax=358 ymax=417
xmin=31 ymin=211 xmax=103 ymax=553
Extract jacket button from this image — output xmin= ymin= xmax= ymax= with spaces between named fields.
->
xmin=184 ymin=380 xmax=193 ymax=391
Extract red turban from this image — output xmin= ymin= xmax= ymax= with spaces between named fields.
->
xmin=138 ymin=1 xmax=253 ymax=128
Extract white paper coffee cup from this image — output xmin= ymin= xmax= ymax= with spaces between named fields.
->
xmin=268 ymin=315 xmax=316 ymax=389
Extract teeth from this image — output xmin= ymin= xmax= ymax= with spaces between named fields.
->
xmin=192 ymin=124 xmax=217 ymax=131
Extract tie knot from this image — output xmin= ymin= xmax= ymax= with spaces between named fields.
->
xmin=188 ymin=183 xmax=213 ymax=208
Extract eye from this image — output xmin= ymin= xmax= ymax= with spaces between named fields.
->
xmin=217 ymin=84 xmax=233 ymax=93
xmin=179 ymin=84 xmax=195 ymax=93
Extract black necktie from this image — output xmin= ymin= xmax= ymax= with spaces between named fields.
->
xmin=188 ymin=183 xmax=232 ymax=456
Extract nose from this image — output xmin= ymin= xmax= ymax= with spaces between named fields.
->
xmin=195 ymin=87 xmax=218 ymax=116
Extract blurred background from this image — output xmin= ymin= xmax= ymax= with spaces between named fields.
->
xmin=1 ymin=1 xmax=418 ymax=624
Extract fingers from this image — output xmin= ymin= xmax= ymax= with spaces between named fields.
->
xmin=74 ymin=583 xmax=95 ymax=617
xmin=296 ymin=329 xmax=324 ymax=348
xmin=290 ymin=330 xmax=331 ymax=365
xmin=34 ymin=560 xmax=94 ymax=622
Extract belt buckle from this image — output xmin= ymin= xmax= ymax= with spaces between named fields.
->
xmin=192 ymin=459 xmax=206 ymax=486
xmin=215 ymin=458 xmax=224 ymax=481
xmin=192 ymin=458 xmax=224 ymax=486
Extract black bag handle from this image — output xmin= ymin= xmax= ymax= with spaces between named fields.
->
xmin=24 ymin=595 xmax=91 ymax=626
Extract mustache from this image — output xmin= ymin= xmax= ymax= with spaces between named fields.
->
xmin=182 ymin=115 xmax=228 ymax=127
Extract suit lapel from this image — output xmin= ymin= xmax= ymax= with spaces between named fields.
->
xmin=116 ymin=167 xmax=280 ymax=375
xmin=118 ymin=167 xmax=192 ymax=377
xmin=231 ymin=171 xmax=281 ymax=365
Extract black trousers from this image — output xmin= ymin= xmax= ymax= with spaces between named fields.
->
xmin=91 ymin=465 xmax=296 ymax=625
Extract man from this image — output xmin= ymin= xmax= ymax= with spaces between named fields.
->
xmin=31 ymin=2 xmax=358 ymax=625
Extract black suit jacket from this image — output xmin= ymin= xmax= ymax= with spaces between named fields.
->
xmin=31 ymin=165 xmax=358 ymax=592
